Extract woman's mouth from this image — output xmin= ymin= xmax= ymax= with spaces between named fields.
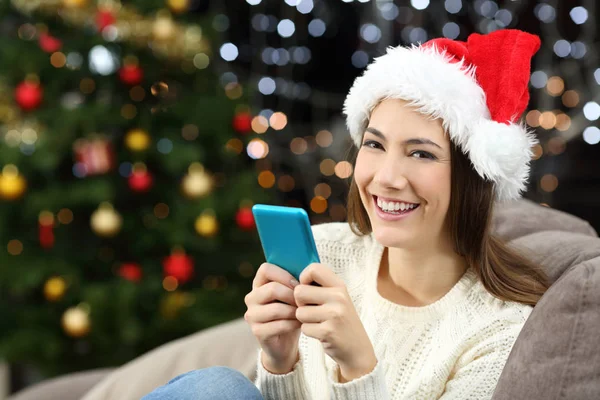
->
xmin=372 ymin=195 xmax=420 ymax=220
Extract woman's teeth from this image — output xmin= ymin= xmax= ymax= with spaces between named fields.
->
xmin=376 ymin=198 xmax=419 ymax=214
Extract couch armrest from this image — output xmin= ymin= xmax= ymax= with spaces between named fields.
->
xmin=7 ymin=368 xmax=113 ymax=400
xmin=81 ymin=317 xmax=259 ymax=400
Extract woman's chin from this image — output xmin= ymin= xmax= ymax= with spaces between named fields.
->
xmin=371 ymin=225 xmax=413 ymax=248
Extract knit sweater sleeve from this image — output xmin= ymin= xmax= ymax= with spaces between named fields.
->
xmin=254 ymin=348 xmax=312 ymax=400
xmin=326 ymin=358 xmax=391 ymax=400
xmin=438 ymin=315 xmax=528 ymax=399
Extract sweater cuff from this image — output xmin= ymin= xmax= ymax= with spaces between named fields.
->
xmin=254 ymin=348 xmax=311 ymax=400
xmin=327 ymin=359 xmax=390 ymax=400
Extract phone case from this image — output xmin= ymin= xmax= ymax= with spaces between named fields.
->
xmin=252 ymin=204 xmax=321 ymax=281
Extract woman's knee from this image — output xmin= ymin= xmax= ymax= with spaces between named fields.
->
xmin=142 ymin=366 xmax=262 ymax=400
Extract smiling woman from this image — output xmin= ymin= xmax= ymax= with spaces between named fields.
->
xmin=143 ymin=29 xmax=552 ymax=400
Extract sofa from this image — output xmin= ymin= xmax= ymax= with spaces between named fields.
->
xmin=7 ymin=199 xmax=600 ymax=400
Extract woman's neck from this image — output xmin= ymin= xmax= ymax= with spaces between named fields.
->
xmin=379 ymin=244 xmax=468 ymax=306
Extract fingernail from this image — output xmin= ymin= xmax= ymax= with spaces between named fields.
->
xmin=290 ymin=279 xmax=299 ymax=288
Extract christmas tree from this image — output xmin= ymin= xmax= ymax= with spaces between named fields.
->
xmin=0 ymin=0 xmax=274 ymax=378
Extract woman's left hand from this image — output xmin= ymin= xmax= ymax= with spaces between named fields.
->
xmin=294 ymin=263 xmax=378 ymax=382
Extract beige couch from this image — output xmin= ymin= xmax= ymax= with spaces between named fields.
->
xmin=7 ymin=199 xmax=600 ymax=400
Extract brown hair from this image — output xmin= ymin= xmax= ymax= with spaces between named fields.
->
xmin=345 ymin=138 xmax=550 ymax=307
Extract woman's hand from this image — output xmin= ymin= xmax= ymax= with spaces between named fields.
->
xmin=294 ymin=263 xmax=378 ymax=382
xmin=244 ymin=263 xmax=302 ymax=374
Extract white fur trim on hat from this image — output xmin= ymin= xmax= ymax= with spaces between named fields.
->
xmin=342 ymin=43 xmax=536 ymax=202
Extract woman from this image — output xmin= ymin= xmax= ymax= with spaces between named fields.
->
xmin=142 ymin=28 xmax=550 ymax=400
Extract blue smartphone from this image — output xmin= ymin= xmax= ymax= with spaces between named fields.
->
xmin=252 ymin=204 xmax=321 ymax=284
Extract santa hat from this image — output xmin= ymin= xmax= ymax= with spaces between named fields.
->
xmin=343 ymin=29 xmax=541 ymax=201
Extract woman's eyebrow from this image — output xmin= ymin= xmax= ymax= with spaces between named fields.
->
xmin=365 ymin=127 xmax=442 ymax=149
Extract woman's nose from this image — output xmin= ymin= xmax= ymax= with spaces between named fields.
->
xmin=372 ymin=157 xmax=409 ymax=189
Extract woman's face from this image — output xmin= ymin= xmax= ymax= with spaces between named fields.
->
xmin=354 ymin=98 xmax=452 ymax=249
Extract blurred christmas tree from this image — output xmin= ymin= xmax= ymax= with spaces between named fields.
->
xmin=0 ymin=0 xmax=274 ymax=379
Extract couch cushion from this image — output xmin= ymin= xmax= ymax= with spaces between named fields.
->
xmin=81 ymin=318 xmax=259 ymax=400
xmin=508 ymin=230 xmax=600 ymax=284
xmin=8 ymin=368 xmax=112 ymax=400
xmin=492 ymin=253 xmax=600 ymax=399
xmin=492 ymin=199 xmax=597 ymax=242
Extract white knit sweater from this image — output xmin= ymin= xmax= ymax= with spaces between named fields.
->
xmin=254 ymin=222 xmax=533 ymax=400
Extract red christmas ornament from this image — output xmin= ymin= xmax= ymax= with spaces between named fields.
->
xmin=15 ymin=80 xmax=43 ymax=111
xmin=39 ymin=32 xmax=62 ymax=53
xmin=38 ymin=214 xmax=55 ymax=250
xmin=118 ymin=64 xmax=144 ymax=86
xmin=163 ymin=253 xmax=194 ymax=284
xmin=232 ymin=111 xmax=252 ymax=134
xmin=96 ymin=9 xmax=116 ymax=32
xmin=118 ymin=263 xmax=142 ymax=282
xmin=128 ymin=169 xmax=153 ymax=192
xmin=236 ymin=207 xmax=255 ymax=230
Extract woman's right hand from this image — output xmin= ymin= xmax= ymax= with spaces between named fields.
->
xmin=244 ymin=262 xmax=301 ymax=374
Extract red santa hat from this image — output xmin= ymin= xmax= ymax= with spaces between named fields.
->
xmin=343 ymin=29 xmax=541 ymax=201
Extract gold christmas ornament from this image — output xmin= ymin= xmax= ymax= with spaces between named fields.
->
xmin=61 ymin=306 xmax=91 ymax=338
xmin=181 ymin=163 xmax=213 ymax=198
xmin=62 ymin=0 xmax=88 ymax=7
xmin=124 ymin=128 xmax=151 ymax=152
xmin=153 ymin=13 xmax=175 ymax=41
xmin=90 ymin=202 xmax=122 ymax=237
xmin=0 ymin=164 xmax=27 ymax=201
xmin=195 ymin=212 xmax=218 ymax=237
xmin=44 ymin=276 xmax=67 ymax=302
xmin=167 ymin=0 xmax=189 ymax=14
xmin=160 ymin=291 xmax=194 ymax=319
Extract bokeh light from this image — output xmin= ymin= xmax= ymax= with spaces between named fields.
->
xmin=278 ymin=175 xmax=295 ymax=192
xmin=258 ymin=170 xmax=276 ymax=188
xmin=269 ymin=112 xmax=287 ymax=130
xmin=310 ymin=196 xmax=328 ymax=213
xmin=540 ymin=174 xmax=559 ymax=192
xmin=247 ymin=138 xmax=269 ymax=159
xmin=334 ymin=161 xmax=353 ymax=179
xmin=320 ymin=159 xmax=336 ymax=176
xmin=290 ymin=137 xmax=307 ymax=155
xmin=316 ymin=130 xmax=333 ymax=147
xmin=251 ymin=116 xmax=269 ymax=134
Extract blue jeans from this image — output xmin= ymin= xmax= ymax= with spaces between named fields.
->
xmin=141 ymin=366 xmax=264 ymax=400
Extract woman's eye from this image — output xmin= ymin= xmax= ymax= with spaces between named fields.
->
xmin=410 ymin=150 xmax=436 ymax=160
xmin=362 ymin=140 xmax=381 ymax=149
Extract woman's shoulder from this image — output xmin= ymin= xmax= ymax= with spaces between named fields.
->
xmin=467 ymin=280 xmax=534 ymax=325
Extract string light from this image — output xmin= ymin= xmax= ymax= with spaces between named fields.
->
xmin=320 ymin=159 xmax=336 ymax=176
xmin=220 ymin=43 xmax=238 ymax=61
xmin=258 ymin=170 xmax=276 ymax=188
xmin=251 ymin=116 xmax=269 ymax=133
xmin=269 ymin=112 xmax=287 ymax=130
xmin=334 ymin=161 xmax=353 ymax=179
xmin=7 ymin=239 xmax=23 ymax=256
xmin=540 ymin=174 xmax=559 ymax=193
xmin=582 ymin=127 xmax=600 ymax=145
xmin=316 ymin=130 xmax=333 ymax=147
xmin=246 ymin=138 xmax=269 ymax=159
xmin=310 ymin=196 xmax=327 ymax=213
xmin=314 ymin=183 xmax=332 ymax=199
xmin=546 ymin=76 xmax=564 ymax=96
xmin=278 ymin=175 xmax=295 ymax=192
xmin=290 ymin=137 xmax=307 ymax=155
xmin=583 ymin=102 xmax=600 ymax=121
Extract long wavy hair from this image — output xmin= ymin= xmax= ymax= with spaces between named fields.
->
xmin=345 ymin=136 xmax=550 ymax=307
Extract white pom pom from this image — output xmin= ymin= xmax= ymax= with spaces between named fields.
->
xmin=466 ymin=119 xmax=538 ymax=201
